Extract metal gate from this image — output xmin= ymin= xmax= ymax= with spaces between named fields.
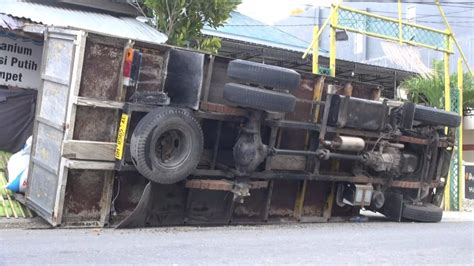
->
xmin=26 ymin=28 xmax=86 ymax=226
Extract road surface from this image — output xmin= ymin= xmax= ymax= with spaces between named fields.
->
xmin=1 ymin=214 xmax=473 ymax=265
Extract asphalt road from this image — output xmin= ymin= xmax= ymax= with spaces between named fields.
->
xmin=1 ymin=216 xmax=473 ymax=265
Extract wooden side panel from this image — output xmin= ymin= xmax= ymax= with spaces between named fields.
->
xmin=302 ymin=181 xmax=329 ymax=217
xmin=78 ymin=40 xmax=123 ymax=100
xmin=268 ymin=180 xmax=298 ymax=219
xmin=62 ymin=36 xmax=125 ymax=227
xmin=62 ymin=141 xmax=115 ymax=161
xmin=62 ymin=170 xmax=113 ymax=225
xmin=73 ymin=107 xmax=118 ymax=142
xmin=73 ymin=38 xmax=124 ymax=142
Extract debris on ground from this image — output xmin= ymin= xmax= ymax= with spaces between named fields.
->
xmin=0 ymin=151 xmax=33 ymax=219
xmin=463 ymin=199 xmax=474 ymax=212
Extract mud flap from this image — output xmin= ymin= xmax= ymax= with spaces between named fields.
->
xmin=379 ymin=192 xmax=403 ymax=222
xmin=116 ymin=181 xmax=154 ymax=228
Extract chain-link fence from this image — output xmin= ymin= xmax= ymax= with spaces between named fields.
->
xmin=450 ymin=88 xmax=460 ymax=210
xmin=337 ymin=7 xmax=449 ymax=51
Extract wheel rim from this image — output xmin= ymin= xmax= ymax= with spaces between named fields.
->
xmin=152 ymin=128 xmax=191 ymax=169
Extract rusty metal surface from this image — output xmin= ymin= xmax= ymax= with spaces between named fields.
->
xmin=200 ymin=102 xmax=247 ymax=116
xmin=78 ymin=40 xmax=123 ymax=100
xmin=278 ymin=77 xmax=313 ymax=150
xmin=186 ymin=190 xmax=233 ymax=225
xmin=301 ymin=181 xmax=328 ymax=217
xmin=268 ymin=180 xmax=298 ymax=219
xmin=116 ymin=181 xmax=187 ymax=228
xmin=185 ymin=179 xmax=268 ymax=191
xmin=63 ymin=170 xmax=108 ymax=222
xmin=74 ymin=38 xmax=123 ymax=142
xmin=73 ymin=107 xmax=118 ymax=142
xmin=207 ymin=58 xmax=231 ymax=105
xmin=391 ymin=180 xmax=443 ymax=189
xmin=232 ymin=189 xmax=267 ymax=221
xmin=112 ymin=172 xmax=148 ymax=220
xmin=135 ymin=48 xmax=167 ymax=93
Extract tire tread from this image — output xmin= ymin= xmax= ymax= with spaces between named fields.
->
xmin=227 ymin=59 xmax=300 ymax=91
xmin=223 ymin=83 xmax=296 ymax=113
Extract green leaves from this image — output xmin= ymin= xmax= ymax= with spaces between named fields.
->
xmin=401 ymin=60 xmax=474 ymax=110
xmin=402 ymin=73 xmax=445 ymax=109
xmin=143 ymin=0 xmax=240 ymax=54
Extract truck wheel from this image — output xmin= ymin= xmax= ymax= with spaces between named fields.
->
xmin=227 ymin=59 xmax=301 ymax=91
xmin=401 ymin=202 xmax=443 ymax=222
xmin=130 ymin=108 xmax=203 ymax=184
xmin=414 ymin=105 xmax=461 ymax=127
xmin=224 ymin=83 xmax=296 ymax=113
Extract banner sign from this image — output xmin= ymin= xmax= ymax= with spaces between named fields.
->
xmin=465 ymin=165 xmax=474 ymax=199
xmin=0 ymin=31 xmax=43 ymax=89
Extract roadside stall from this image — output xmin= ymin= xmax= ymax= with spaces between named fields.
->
xmin=0 ymin=15 xmax=42 ymax=218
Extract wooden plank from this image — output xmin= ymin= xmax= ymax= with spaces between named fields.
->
xmin=75 ymin=96 xmax=125 ymax=109
xmin=99 ymin=172 xmax=115 ymax=226
xmin=62 ymin=140 xmax=116 ymax=161
xmin=53 ymin=31 xmax=88 ymax=227
xmin=65 ymin=160 xmax=115 ymax=170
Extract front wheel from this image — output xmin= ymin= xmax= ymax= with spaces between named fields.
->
xmin=401 ymin=202 xmax=443 ymax=222
xmin=130 ymin=107 xmax=204 ymax=184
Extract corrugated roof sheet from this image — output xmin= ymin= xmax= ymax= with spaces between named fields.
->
xmin=202 ymin=12 xmax=310 ymax=53
xmin=0 ymin=0 xmax=167 ymax=44
xmin=0 ymin=13 xmax=25 ymax=30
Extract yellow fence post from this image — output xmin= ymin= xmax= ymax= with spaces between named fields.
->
xmin=329 ymin=5 xmax=338 ymax=77
xmin=302 ymin=2 xmax=341 ymax=60
xmin=397 ymin=0 xmax=403 ymax=44
xmin=458 ymin=58 xmax=464 ymax=211
xmin=436 ymin=0 xmax=473 ymax=75
xmin=443 ymin=35 xmax=452 ymax=210
xmin=312 ymin=26 xmax=319 ymax=75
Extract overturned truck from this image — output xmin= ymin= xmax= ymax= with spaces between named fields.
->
xmin=26 ymin=29 xmax=460 ymax=227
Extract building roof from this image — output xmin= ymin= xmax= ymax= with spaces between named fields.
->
xmin=0 ymin=0 xmax=167 ymax=45
xmin=202 ymin=12 xmax=311 ymax=53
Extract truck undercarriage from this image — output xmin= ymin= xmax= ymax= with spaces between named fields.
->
xmin=113 ymin=48 xmax=460 ymax=227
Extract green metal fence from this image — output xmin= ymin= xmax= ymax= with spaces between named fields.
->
xmin=450 ymin=88 xmax=460 ymax=210
xmin=337 ymin=6 xmax=450 ymax=53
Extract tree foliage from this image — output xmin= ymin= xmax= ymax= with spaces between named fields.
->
xmin=143 ymin=0 xmax=240 ymax=53
xmin=401 ymin=60 xmax=474 ymax=111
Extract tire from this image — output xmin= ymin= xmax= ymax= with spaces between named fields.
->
xmin=130 ymin=107 xmax=203 ymax=184
xmin=227 ymin=59 xmax=301 ymax=91
xmin=414 ymin=105 xmax=461 ymax=127
xmin=223 ymin=83 xmax=296 ymax=113
xmin=401 ymin=202 xmax=443 ymax=222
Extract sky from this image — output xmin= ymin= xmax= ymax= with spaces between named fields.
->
xmin=237 ymin=0 xmax=334 ymax=25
